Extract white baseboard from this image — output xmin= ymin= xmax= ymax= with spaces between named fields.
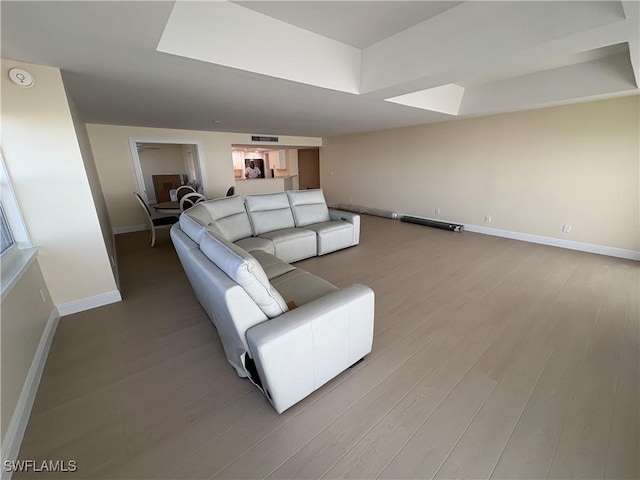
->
xmin=111 ymin=233 xmax=121 ymax=292
xmin=1 ymin=308 xmax=60 ymax=480
xmin=56 ymin=290 xmax=122 ymax=316
xmin=396 ymin=213 xmax=639 ymax=261
xmin=464 ymin=223 xmax=639 ymax=261
xmin=113 ymin=224 xmax=148 ymax=235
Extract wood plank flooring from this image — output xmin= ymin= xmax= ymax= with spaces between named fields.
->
xmin=16 ymin=216 xmax=639 ymax=479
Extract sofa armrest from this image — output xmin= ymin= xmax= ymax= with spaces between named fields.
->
xmin=245 ymin=284 xmax=374 ymax=413
xmin=329 ymin=209 xmax=360 ymax=245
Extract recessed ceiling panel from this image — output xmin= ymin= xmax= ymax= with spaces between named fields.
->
xmin=361 ymin=1 xmax=627 ymax=94
xmin=460 ymin=52 xmax=638 ymax=115
xmin=157 ymin=1 xmax=362 ymax=94
xmin=386 ymin=84 xmax=465 ymax=115
xmin=233 ymin=1 xmax=462 ymax=48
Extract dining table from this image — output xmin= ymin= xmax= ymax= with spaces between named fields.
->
xmin=153 ymin=201 xmax=181 ymax=215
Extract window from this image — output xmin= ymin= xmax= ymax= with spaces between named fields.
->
xmin=1 ymin=152 xmax=36 ymax=301
xmin=0 ymin=152 xmax=31 ymax=248
xmin=0 ymin=205 xmax=15 ymax=255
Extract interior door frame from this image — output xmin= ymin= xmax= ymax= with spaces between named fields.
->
xmin=128 ymin=137 xmax=207 ymax=204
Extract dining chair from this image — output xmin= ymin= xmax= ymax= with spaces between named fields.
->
xmin=180 ymin=192 xmax=206 ymax=211
xmin=175 ymin=185 xmax=196 ymax=202
xmin=134 ymin=192 xmax=179 ymax=247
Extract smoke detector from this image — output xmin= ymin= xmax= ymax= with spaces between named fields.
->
xmin=8 ymin=68 xmax=34 ymax=88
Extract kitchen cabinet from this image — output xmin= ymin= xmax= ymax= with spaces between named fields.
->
xmin=268 ymin=150 xmax=287 ymax=169
xmin=232 ymin=151 xmax=244 ymax=170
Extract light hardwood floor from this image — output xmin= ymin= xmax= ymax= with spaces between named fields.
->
xmin=16 ymin=215 xmax=639 ymax=479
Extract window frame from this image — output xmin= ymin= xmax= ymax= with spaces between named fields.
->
xmin=1 ymin=151 xmax=37 ymax=302
xmin=0 ymin=204 xmax=16 ymax=256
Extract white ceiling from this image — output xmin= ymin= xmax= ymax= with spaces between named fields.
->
xmin=2 ymin=1 xmax=638 ymax=137
xmin=233 ymin=1 xmax=462 ymax=48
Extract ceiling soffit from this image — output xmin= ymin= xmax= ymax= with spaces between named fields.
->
xmin=232 ymin=1 xmax=462 ymax=48
xmin=157 ymin=1 xmax=639 ymax=117
xmin=157 ymin=1 xmax=362 ymax=94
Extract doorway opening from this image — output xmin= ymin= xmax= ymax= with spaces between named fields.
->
xmin=298 ymin=148 xmax=320 ymax=190
xmin=129 ymin=139 xmax=205 ymax=205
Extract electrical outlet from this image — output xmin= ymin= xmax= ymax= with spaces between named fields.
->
xmin=485 ymin=215 xmax=492 ymax=223
xmin=562 ymin=224 xmax=572 ymax=233
xmin=435 ymin=208 xmax=441 ymax=215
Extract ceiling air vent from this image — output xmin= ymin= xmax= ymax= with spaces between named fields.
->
xmin=251 ymin=135 xmax=279 ymax=142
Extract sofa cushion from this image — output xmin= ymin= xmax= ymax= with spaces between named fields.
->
xmin=198 ymin=196 xmax=253 ymax=242
xmin=286 ymin=189 xmax=331 ymax=227
xmin=251 ymin=250 xmax=296 ymax=280
xmin=184 ymin=203 xmax=214 ymax=227
xmin=305 ymin=221 xmax=355 ymax=255
xmin=270 ymin=269 xmax=338 ymax=307
xmin=179 ymin=212 xmax=209 ymax=244
xmin=199 ymin=230 xmax=288 ymax=318
xmin=180 ymin=211 xmax=229 ymax=244
xmin=234 ymin=237 xmax=275 ymax=255
xmin=244 ymin=192 xmax=296 ymax=235
xmin=258 ymin=228 xmax=317 ymax=263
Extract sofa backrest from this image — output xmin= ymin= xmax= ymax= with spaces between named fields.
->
xmin=244 ymin=192 xmax=296 ymax=235
xmin=171 ymin=223 xmax=268 ymax=378
xmin=180 ymin=209 xmax=210 ymax=244
xmin=286 ymin=189 xmax=331 ymax=227
xmin=197 ymin=195 xmax=253 ymax=242
xmin=199 ymin=229 xmax=288 ymax=318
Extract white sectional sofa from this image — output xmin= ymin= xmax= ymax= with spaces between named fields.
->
xmin=170 ymin=190 xmax=374 ymax=413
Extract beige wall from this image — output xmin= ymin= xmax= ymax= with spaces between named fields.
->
xmin=86 ymin=124 xmax=321 ymax=231
xmin=1 ymin=60 xmax=119 ymax=305
xmin=138 ymin=144 xmax=187 ymax=203
xmin=321 ymin=96 xmax=640 ymax=252
xmin=66 ymin=92 xmax=117 ymax=282
xmin=1 ymin=259 xmax=54 ymax=443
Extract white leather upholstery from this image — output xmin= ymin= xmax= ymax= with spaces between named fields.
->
xmin=305 ymin=221 xmax=355 ymax=255
xmin=179 ymin=211 xmax=210 ymax=244
xmin=199 ymin=230 xmax=288 ymax=318
xmin=287 ymin=189 xmax=331 ymax=227
xmin=330 ymin=209 xmax=361 ymax=245
xmin=182 ymin=203 xmax=215 ymax=231
xmin=245 ymin=192 xmax=296 ymax=235
xmin=171 ymin=189 xmax=372 ymax=413
xmin=258 ymin=227 xmax=317 ymax=263
xmin=270 ymin=269 xmax=338 ymax=306
xmin=286 ymin=190 xmax=358 ymax=255
xmin=246 ymin=284 xmax=375 ymax=413
xmin=199 ymin=195 xmax=253 ymax=242
xmin=234 ymin=236 xmax=275 ymax=255
xmin=171 ymin=225 xmax=269 ymax=377
xmin=251 ymin=250 xmax=296 ymax=280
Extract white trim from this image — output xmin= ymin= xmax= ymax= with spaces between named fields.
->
xmin=113 ymin=224 xmax=148 ymax=235
xmin=111 ymin=233 xmax=121 ymax=291
xmin=56 ymin=290 xmax=122 ymax=316
xmin=0 ymin=152 xmax=31 ymax=247
xmin=397 ymin=213 xmax=640 ymax=261
xmin=463 ymin=223 xmax=640 ymax=261
xmin=0 ymin=247 xmax=39 ymax=302
xmin=127 ymin=137 xmax=207 ymax=204
xmin=1 ymin=308 xmax=59 ymax=480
